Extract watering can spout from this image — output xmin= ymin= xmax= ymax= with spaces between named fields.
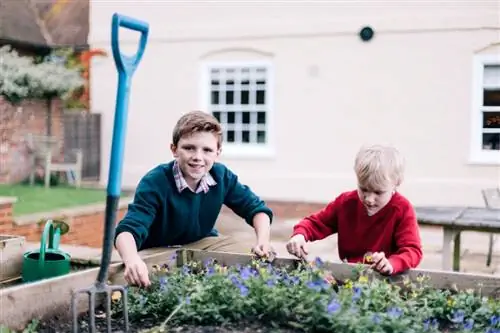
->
xmin=21 ymin=219 xmax=71 ymax=282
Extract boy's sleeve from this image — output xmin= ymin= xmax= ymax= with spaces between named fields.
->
xmin=291 ymin=194 xmax=342 ymax=242
xmin=388 ymin=205 xmax=423 ymax=274
xmin=223 ymin=168 xmax=273 ymax=226
xmin=114 ymin=171 xmax=165 ymax=250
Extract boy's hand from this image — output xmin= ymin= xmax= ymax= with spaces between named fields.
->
xmin=124 ymin=255 xmax=151 ymax=288
xmin=370 ymin=251 xmax=394 ymax=275
xmin=251 ymin=242 xmax=276 ymax=259
xmin=251 ymin=242 xmax=270 ymax=257
xmin=286 ymin=234 xmax=308 ymax=259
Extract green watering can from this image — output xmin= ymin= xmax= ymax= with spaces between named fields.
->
xmin=22 ymin=219 xmax=71 ymax=282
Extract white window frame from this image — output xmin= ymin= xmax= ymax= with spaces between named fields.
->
xmin=199 ymin=60 xmax=275 ymax=159
xmin=469 ymin=54 xmax=500 ymax=165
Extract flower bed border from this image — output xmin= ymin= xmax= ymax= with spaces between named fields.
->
xmin=1 ymin=248 xmax=500 ymax=331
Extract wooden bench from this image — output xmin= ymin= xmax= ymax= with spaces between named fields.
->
xmin=416 ymin=204 xmax=500 ymax=272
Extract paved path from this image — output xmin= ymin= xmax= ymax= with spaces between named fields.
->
xmin=214 ymin=214 xmax=500 ymax=275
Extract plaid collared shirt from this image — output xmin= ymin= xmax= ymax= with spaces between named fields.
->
xmin=172 ymin=161 xmax=217 ymax=194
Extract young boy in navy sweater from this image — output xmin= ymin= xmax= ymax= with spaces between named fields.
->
xmin=286 ymin=144 xmax=423 ymax=275
xmin=115 ymin=111 xmax=274 ymax=287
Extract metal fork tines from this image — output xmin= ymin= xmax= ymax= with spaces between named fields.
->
xmin=71 ymin=282 xmax=129 ymax=333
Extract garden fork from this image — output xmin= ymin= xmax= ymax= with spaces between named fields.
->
xmin=71 ymin=13 xmax=149 ymax=333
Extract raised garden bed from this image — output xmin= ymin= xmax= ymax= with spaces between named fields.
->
xmin=6 ymin=250 xmax=499 ymax=333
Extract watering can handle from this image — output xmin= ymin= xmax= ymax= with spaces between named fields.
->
xmin=38 ymin=220 xmax=61 ymax=271
xmin=111 ymin=13 xmax=149 ymax=77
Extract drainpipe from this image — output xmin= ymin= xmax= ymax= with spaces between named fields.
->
xmin=46 ymin=97 xmax=52 ymax=136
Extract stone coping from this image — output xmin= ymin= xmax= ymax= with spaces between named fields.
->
xmin=0 ymin=196 xmax=17 ymax=205
xmin=13 ymin=196 xmax=134 ymax=226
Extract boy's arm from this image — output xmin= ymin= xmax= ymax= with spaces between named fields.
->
xmin=223 ymin=169 xmax=273 ymax=228
xmin=291 ymin=195 xmax=342 ymax=242
xmin=114 ymin=172 xmax=164 ymax=253
xmin=387 ymin=206 xmax=423 ymax=274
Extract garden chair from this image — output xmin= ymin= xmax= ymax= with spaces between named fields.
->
xmin=25 ymin=134 xmax=83 ymax=188
xmin=482 ymin=187 xmax=500 ymax=267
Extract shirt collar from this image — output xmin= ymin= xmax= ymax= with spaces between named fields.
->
xmin=173 ymin=160 xmax=216 ymax=194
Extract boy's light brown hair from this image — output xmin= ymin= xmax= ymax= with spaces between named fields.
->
xmin=172 ymin=111 xmax=223 ymax=148
xmin=354 ymin=144 xmax=405 ymax=189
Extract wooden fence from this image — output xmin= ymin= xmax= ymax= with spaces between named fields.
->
xmin=63 ymin=112 xmax=101 ymax=180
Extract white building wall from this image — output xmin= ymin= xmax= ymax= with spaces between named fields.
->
xmin=90 ymin=0 xmax=500 ymax=207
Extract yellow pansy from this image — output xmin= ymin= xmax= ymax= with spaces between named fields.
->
xmin=358 ymin=275 xmax=369 ymax=284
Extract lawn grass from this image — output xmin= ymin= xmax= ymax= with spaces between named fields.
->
xmin=0 ymin=184 xmax=108 ymax=216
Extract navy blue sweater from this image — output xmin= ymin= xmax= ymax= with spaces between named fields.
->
xmin=114 ymin=161 xmax=273 ymax=250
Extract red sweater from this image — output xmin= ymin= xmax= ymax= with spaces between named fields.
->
xmin=292 ymin=190 xmax=423 ymax=275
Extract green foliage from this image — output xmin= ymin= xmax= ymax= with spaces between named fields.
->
xmin=114 ymin=256 xmax=500 ymax=333
xmin=0 ymin=319 xmax=39 ymax=333
xmin=0 ymin=45 xmax=84 ymax=104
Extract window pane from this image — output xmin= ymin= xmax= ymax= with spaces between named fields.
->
xmin=242 ymin=112 xmax=250 ymax=124
xmin=482 ymin=133 xmax=500 ymax=150
xmin=211 ymin=91 xmax=219 ymax=105
xmin=483 ymin=89 xmax=500 ymax=107
xmin=483 ymin=112 xmax=500 ymax=129
xmin=227 ymin=130 xmax=235 ymax=143
xmin=257 ymin=131 xmax=266 ymax=143
xmin=257 ymin=111 xmax=266 ymax=124
xmin=484 ymin=65 xmax=500 ymax=86
xmin=242 ymin=130 xmax=250 ymax=143
xmin=226 ymin=90 xmax=234 ymax=105
xmin=212 ymin=111 xmax=221 ymax=122
xmin=227 ymin=112 xmax=235 ymax=124
xmin=241 ymin=90 xmax=249 ymax=105
xmin=256 ymin=90 xmax=266 ymax=104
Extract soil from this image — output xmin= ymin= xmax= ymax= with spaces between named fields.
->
xmin=36 ymin=308 xmax=300 ymax=333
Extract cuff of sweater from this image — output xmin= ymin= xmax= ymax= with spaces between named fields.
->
xmin=388 ymin=256 xmax=407 ymax=275
xmin=291 ymin=228 xmax=310 ymax=242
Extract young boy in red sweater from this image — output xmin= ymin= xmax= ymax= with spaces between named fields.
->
xmin=286 ymin=144 xmax=423 ymax=275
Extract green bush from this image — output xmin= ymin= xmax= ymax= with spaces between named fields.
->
xmin=113 ymin=255 xmax=500 ymax=333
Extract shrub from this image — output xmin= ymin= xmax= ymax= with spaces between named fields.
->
xmin=0 ymin=45 xmax=84 ymax=104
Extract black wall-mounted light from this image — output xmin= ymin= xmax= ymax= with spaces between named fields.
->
xmin=359 ymin=26 xmax=375 ymax=42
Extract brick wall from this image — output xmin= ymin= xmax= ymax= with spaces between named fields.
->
xmin=0 ymin=97 xmax=64 ymax=184
xmin=0 ymin=199 xmax=127 ymax=248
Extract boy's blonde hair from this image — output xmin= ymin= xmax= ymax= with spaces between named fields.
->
xmin=172 ymin=111 xmax=223 ymax=148
xmin=354 ymin=144 xmax=405 ymax=189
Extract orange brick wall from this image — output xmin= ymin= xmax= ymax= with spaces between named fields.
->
xmin=0 ymin=202 xmax=127 ymax=248
xmin=0 ymin=97 xmax=65 ymax=184
xmin=0 ymin=200 xmax=325 ymax=248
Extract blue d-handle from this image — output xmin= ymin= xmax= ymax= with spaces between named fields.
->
xmin=108 ymin=13 xmax=149 ymax=197
xmin=111 ymin=13 xmax=149 ymax=76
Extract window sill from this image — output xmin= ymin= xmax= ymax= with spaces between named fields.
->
xmin=220 ymin=144 xmax=275 ymax=160
xmin=467 ymin=152 xmax=500 ymax=166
